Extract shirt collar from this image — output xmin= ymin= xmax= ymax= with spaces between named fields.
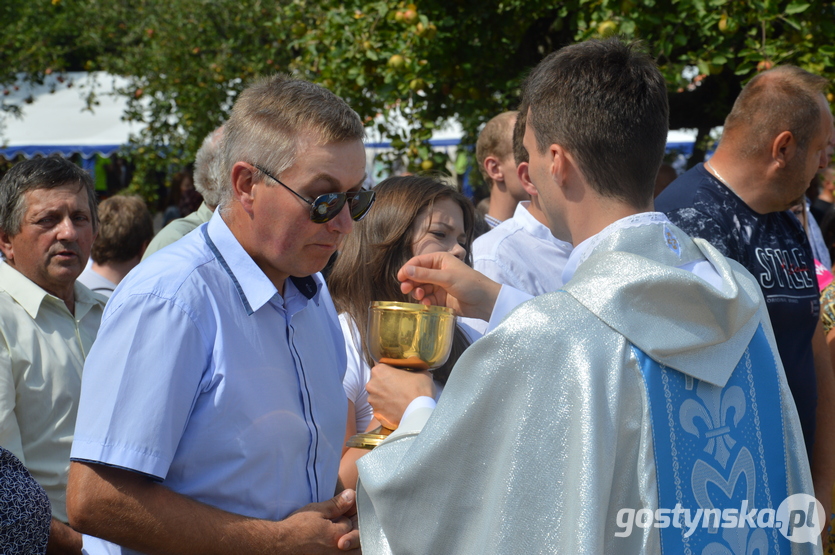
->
xmin=73 ymin=280 xmax=105 ymax=320
xmin=561 ymin=212 xmax=672 ymax=284
xmin=0 ymin=260 xmax=103 ymax=319
xmin=204 ymin=211 xmax=321 ymax=315
xmin=514 ymin=201 xmax=570 ymax=247
xmin=483 ymin=214 xmax=502 ymax=228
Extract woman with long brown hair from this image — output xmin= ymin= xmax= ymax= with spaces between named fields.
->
xmin=328 ymin=175 xmax=478 ymax=489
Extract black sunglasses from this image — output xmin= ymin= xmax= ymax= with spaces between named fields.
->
xmin=253 ymin=164 xmax=375 ymax=224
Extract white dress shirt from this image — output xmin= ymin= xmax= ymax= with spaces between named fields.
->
xmin=473 ymin=201 xmax=572 ymax=296
xmin=0 ymin=263 xmax=104 ymax=522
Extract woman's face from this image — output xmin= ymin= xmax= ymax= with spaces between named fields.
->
xmin=410 ymin=197 xmax=467 ymax=261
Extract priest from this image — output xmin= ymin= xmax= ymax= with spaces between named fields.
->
xmin=355 ymin=38 xmax=820 ymax=554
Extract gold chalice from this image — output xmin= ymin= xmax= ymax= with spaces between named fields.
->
xmin=346 ymin=301 xmax=456 ymax=450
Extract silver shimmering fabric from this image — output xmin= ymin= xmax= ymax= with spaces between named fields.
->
xmin=356 ymin=222 xmax=815 ymax=555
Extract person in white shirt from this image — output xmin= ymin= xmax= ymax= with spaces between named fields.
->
xmin=476 ymin=111 xmax=530 ymax=228
xmin=327 ymin=175 xmax=478 ymax=489
xmin=472 ymin=106 xmax=572 ymax=300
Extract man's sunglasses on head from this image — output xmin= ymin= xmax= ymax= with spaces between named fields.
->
xmin=253 ymin=164 xmax=375 ymax=224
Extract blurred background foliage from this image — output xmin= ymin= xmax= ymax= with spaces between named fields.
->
xmin=1 ymin=0 xmax=834 ymax=200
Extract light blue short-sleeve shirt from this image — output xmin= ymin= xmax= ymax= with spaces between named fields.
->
xmin=72 ymin=211 xmax=347 ymax=555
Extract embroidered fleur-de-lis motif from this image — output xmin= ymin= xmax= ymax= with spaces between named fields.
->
xmin=680 ymin=381 xmax=746 ymax=468
xmin=692 ymin=447 xmax=757 ymax=534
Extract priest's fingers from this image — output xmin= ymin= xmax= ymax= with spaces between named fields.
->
xmin=398 ymin=257 xmax=453 ymax=309
xmin=367 ymin=364 xmax=435 ymax=429
xmin=398 ymin=252 xmax=500 ymax=321
xmin=399 ymin=281 xmax=448 ymax=308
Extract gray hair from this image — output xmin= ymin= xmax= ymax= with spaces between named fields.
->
xmin=0 ymin=156 xmax=98 ymax=235
xmin=193 ymin=125 xmax=225 ymax=209
xmin=219 ymin=74 xmax=365 ymax=210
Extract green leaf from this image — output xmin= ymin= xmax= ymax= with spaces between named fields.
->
xmin=784 ymin=1 xmax=811 ymax=15
xmin=783 ymin=17 xmax=801 ymax=30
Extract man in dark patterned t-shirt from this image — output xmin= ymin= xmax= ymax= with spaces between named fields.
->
xmin=657 ymin=65 xmax=835 ymax=521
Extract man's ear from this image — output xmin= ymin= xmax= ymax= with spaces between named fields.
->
xmin=771 ymin=131 xmax=797 ymax=169
xmin=552 ymin=144 xmax=588 ymax=203
xmin=517 ymin=162 xmax=538 ymax=197
xmin=483 ymin=155 xmax=505 ymax=185
xmin=230 ymin=162 xmax=258 ymax=215
xmin=0 ymin=229 xmax=14 ymax=262
xmin=551 ymin=144 xmax=570 ymax=188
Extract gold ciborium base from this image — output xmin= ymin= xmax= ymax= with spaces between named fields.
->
xmin=345 ymin=425 xmax=394 ymax=450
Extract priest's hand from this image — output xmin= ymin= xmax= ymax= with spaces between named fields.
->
xmin=397 ymin=252 xmax=501 ymax=321
xmin=367 ymin=363 xmax=435 ymax=429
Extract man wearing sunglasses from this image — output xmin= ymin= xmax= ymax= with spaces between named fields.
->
xmin=66 ymin=75 xmax=369 ymax=554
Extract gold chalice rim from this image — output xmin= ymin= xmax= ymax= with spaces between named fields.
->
xmin=370 ymin=300 xmax=454 ymax=315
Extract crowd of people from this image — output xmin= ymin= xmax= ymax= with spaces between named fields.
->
xmin=1 ymin=36 xmax=834 ymax=554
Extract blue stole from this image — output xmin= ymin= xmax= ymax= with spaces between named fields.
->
xmin=637 ymin=324 xmax=792 ymax=554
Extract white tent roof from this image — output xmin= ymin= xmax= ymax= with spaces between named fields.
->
xmin=0 ymin=72 xmax=145 ymax=160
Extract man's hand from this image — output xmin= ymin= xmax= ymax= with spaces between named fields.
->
xmin=397 ymin=252 xmax=501 ymax=321
xmin=283 ymin=489 xmax=360 ymax=553
xmin=46 ymin=518 xmax=83 ymax=555
xmin=68 ymin=461 xmax=359 ymax=555
xmin=367 ymin=363 xmax=435 ymax=429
